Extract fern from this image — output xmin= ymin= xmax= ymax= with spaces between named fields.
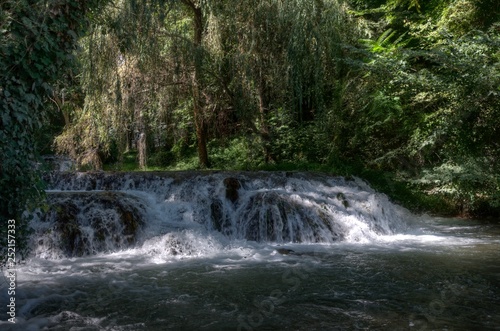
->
xmin=360 ymin=29 xmax=409 ymax=53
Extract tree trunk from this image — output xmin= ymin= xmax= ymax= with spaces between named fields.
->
xmin=138 ymin=132 xmax=147 ymax=170
xmin=258 ymin=71 xmax=275 ymax=163
xmin=184 ymin=0 xmax=210 ymax=168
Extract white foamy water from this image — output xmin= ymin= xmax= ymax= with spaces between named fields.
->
xmin=30 ymin=171 xmax=415 ymax=260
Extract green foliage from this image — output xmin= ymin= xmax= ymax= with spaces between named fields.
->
xmin=413 ymin=160 xmax=500 ymax=215
xmin=58 ymin=0 xmax=359 ymax=170
xmin=148 ymin=151 xmax=175 ymax=168
xmin=350 ymin=167 xmax=453 ymax=215
xmin=335 ymin=0 xmax=500 ymax=216
xmin=360 ymin=29 xmax=409 ymax=53
xmin=265 ymin=111 xmax=331 ymax=164
xmin=1 ymin=0 xmax=106 ymax=260
xmin=437 ymin=0 xmax=500 ymax=36
xmin=54 ymin=0 xmax=202 ymax=170
xmin=209 ymin=136 xmax=264 ymax=170
xmin=24 ymin=0 xmax=500 ymax=218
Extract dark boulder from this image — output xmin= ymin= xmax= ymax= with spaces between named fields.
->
xmin=276 ymin=248 xmax=295 ymax=255
xmin=223 ymin=177 xmax=241 ymax=203
xmin=210 ymin=199 xmax=224 ymax=232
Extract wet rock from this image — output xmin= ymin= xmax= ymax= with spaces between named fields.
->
xmin=121 ymin=210 xmax=139 ymax=237
xmin=275 ymin=248 xmax=306 ymax=256
xmin=276 ymin=248 xmax=295 ymax=255
xmin=238 ymin=191 xmax=345 ymax=243
xmin=55 ymin=202 xmax=84 ymax=256
xmin=241 ymin=192 xmax=293 ymax=242
xmin=210 ymin=199 xmax=232 ymax=235
xmin=210 ymin=200 xmax=224 ymax=232
xmin=223 ymin=177 xmax=241 ymax=203
xmin=38 ymin=191 xmax=146 ymax=257
xmin=336 ymin=192 xmax=349 ymax=208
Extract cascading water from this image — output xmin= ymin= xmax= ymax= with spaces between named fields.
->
xmin=34 ymin=171 xmax=411 ymax=259
xmin=32 ymin=191 xmax=147 ymax=259
xmin=2 ymin=171 xmax=499 ymax=331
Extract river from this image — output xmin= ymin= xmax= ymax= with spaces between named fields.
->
xmin=1 ymin=172 xmax=499 ymax=330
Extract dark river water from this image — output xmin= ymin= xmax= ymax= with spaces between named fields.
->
xmin=2 ymin=217 xmax=499 ymax=331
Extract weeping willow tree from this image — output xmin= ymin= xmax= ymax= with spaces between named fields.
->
xmin=55 ymin=0 xmax=192 ymax=169
xmin=202 ymin=0 xmax=362 ymax=163
xmin=45 ymin=0 xmax=500 ymax=215
xmin=56 ymin=0 xmax=363 ymax=168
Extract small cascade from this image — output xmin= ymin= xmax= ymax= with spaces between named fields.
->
xmin=32 ymin=171 xmax=412 ymax=259
xmin=31 ymin=191 xmax=147 ymax=259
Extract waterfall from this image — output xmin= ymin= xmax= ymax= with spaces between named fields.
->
xmin=31 ymin=171 xmax=412 ymax=259
xmin=31 ymin=191 xmax=147 ymax=259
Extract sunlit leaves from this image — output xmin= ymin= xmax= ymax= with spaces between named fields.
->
xmin=360 ymin=28 xmax=409 ymax=53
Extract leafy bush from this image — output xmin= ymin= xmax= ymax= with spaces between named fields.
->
xmin=209 ymin=136 xmax=264 ymax=170
xmin=413 ymin=160 xmax=500 ymax=216
xmin=1 ymin=0 xmax=106 ymax=259
xmin=148 ymin=151 xmax=175 ymax=167
xmin=266 ymin=111 xmax=331 ymax=164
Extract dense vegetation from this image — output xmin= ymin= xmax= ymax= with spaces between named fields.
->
xmin=2 ymin=0 xmax=499 ymax=250
xmin=1 ymin=0 xmax=107 ymax=256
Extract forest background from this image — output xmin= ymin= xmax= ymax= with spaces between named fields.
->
xmin=1 ymin=0 xmax=499 ymax=248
